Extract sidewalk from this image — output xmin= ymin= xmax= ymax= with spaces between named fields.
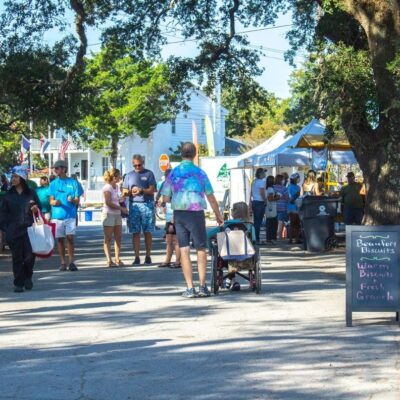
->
xmin=0 ymin=222 xmax=399 ymax=400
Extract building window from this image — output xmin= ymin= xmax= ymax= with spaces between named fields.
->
xmin=201 ymin=118 xmax=206 ymax=135
xmin=171 ymin=119 xmax=176 ymax=135
xmin=102 ymin=157 xmax=109 ymax=174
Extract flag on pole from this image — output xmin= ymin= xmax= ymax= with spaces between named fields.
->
xmin=192 ymin=120 xmax=199 ymax=166
xmin=19 ymin=135 xmax=31 ymax=164
xmin=204 ymin=115 xmax=215 ymax=157
xmin=59 ymin=136 xmax=70 ymax=160
xmin=39 ymin=135 xmax=51 ymax=159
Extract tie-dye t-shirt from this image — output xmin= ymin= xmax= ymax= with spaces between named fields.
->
xmin=160 ymin=160 xmax=214 ymax=211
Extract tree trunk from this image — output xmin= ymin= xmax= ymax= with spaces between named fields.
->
xmin=340 ymin=1 xmax=400 ymax=225
xmin=110 ymin=135 xmax=119 ymax=168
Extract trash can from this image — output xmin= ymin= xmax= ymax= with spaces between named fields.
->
xmin=84 ymin=210 xmax=93 ymax=222
xmin=299 ymin=196 xmax=340 ymax=252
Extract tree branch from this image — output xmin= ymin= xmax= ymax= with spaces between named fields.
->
xmin=64 ymin=0 xmax=88 ymax=87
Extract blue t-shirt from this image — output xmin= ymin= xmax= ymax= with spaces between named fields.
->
xmin=123 ymin=169 xmax=156 ymax=202
xmin=49 ymin=177 xmax=80 ymax=220
xmin=287 ymin=183 xmax=301 ymax=213
xmin=36 ymin=186 xmax=51 ymax=213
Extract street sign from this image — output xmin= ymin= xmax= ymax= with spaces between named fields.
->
xmin=159 ymin=153 xmax=170 ymax=172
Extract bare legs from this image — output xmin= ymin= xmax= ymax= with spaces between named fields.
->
xmin=103 ymin=225 xmax=122 ymax=263
xmin=180 ymin=246 xmax=207 ymax=288
xmin=57 ymin=235 xmax=75 ymax=265
xmin=132 ymin=232 xmax=152 ymax=257
xmin=163 ymin=234 xmax=181 ymax=264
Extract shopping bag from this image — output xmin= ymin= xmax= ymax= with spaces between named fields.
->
xmin=217 ymin=228 xmax=255 ymax=261
xmin=37 ymin=213 xmax=56 ymax=258
xmin=27 ymin=212 xmax=55 ymax=257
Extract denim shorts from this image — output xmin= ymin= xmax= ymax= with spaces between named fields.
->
xmin=174 ymin=210 xmax=206 ymax=249
xmin=277 ymin=211 xmax=289 ymax=222
xmin=128 ymin=202 xmax=155 ymax=234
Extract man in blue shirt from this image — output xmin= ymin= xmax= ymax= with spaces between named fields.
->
xmin=122 ymin=154 xmax=156 ymax=266
xmin=49 ymin=160 xmax=81 ymax=271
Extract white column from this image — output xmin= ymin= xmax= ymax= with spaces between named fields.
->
xmin=87 ymin=148 xmax=91 ymax=190
xmin=47 ymin=125 xmax=52 ymax=176
xmin=67 ymin=134 xmax=72 ymax=177
xmin=29 ymin=119 xmax=33 ymax=172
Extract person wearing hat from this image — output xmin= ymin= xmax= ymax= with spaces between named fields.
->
xmin=0 ymin=166 xmax=40 ymax=292
xmin=49 ymin=159 xmax=81 ymax=271
xmin=287 ymin=173 xmax=302 ymax=244
xmin=340 ymin=171 xmax=364 ymax=225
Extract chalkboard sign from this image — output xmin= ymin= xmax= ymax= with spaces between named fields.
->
xmin=346 ymin=226 xmax=400 ymax=326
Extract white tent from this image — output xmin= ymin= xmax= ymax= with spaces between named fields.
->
xmin=234 ymin=130 xmax=288 ymax=168
xmin=229 ymin=130 xmax=289 ymax=206
xmin=253 ymin=119 xmax=357 ymax=167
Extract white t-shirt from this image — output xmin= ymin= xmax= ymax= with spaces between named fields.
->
xmin=251 ymin=178 xmax=266 ymax=201
xmin=265 ymin=187 xmax=277 ymax=218
xmin=102 ymin=183 xmax=121 ymax=214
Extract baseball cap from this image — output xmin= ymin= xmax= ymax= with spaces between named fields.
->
xmin=11 ymin=165 xmax=28 ymax=181
xmin=52 ymin=160 xmax=68 ymax=169
xmin=290 ymin=173 xmax=300 ymax=180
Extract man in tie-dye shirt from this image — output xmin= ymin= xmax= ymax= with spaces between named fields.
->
xmin=161 ymin=142 xmax=224 ymax=298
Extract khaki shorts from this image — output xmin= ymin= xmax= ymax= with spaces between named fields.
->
xmin=102 ymin=213 xmax=122 ymax=227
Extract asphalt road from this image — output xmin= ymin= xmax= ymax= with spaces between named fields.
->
xmin=0 ymin=222 xmax=399 ymax=400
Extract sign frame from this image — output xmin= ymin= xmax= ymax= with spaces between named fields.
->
xmin=159 ymin=153 xmax=170 ymax=172
xmin=346 ymin=225 xmax=400 ymax=327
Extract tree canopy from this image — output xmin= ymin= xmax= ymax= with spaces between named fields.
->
xmin=1 ymin=1 xmax=400 ymax=223
xmin=77 ymin=49 xmax=188 ymax=166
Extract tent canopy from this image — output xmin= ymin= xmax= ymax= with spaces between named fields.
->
xmin=233 ymin=130 xmax=288 ymax=168
xmin=245 ymin=119 xmax=357 ymax=167
xmin=294 ymin=119 xmax=351 ymax=150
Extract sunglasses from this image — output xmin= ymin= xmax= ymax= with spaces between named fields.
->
xmin=54 ymin=167 xmax=62 ymax=170
xmin=134 ymin=164 xmax=142 ymax=168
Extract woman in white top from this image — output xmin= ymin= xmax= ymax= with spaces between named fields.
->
xmin=250 ymin=168 xmax=266 ymax=244
xmin=102 ymin=168 xmax=128 ymax=267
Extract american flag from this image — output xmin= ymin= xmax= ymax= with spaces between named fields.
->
xmin=59 ymin=136 xmax=70 ymax=160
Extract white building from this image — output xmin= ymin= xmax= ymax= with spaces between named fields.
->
xmin=31 ymin=90 xmax=227 ymax=204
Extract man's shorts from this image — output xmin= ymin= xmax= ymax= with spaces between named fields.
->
xmin=52 ymin=218 xmax=77 ymax=238
xmin=102 ymin=213 xmax=122 ymax=227
xmin=277 ymin=211 xmax=289 ymax=222
xmin=174 ymin=210 xmax=206 ymax=249
xmin=128 ymin=202 xmax=155 ymax=234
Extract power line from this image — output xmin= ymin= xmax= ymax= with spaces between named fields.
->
xmin=165 ymin=24 xmax=292 ymax=45
xmin=86 ymin=24 xmax=292 ymax=48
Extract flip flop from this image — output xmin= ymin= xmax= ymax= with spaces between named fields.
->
xmin=169 ymin=263 xmax=182 ymax=269
xmin=116 ymin=260 xmax=125 ymax=266
xmin=158 ymin=262 xmax=172 ymax=268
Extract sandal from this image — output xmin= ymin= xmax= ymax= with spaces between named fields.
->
xmin=116 ymin=260 xmax=125 ymax=266
xmin=158 ymin=262 xmax=171 ymax=268
xmin=169 ymin=263 xmax=182 ymax=269
xmin=107 ymin=261 xmax=117 ymax=268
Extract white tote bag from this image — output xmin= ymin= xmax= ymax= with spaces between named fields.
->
xmin=217 ymin=228 xmax=255 ymax=261
xmin=27 ymin=214 xmax=55 ymax=255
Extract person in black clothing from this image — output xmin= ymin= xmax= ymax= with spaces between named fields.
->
xmin=0 ymin=166 xmax=40 ymax=292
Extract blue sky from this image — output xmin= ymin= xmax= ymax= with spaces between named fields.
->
xmin=42 ymin=11 xmax=298 ymax=99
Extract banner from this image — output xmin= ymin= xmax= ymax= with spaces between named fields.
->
xmin=204 ymin=115 xmax=215 ymax=157
xmin=312 ymin=148 xmax=328 ymax=170
xmin=191 ymin=120 xmax=199 ymax=165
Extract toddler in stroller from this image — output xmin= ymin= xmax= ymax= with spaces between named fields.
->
xmin=207 ymin=202 xmax=261 ymax=293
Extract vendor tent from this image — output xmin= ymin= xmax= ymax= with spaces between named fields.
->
xmin=293 ymin=118 xmax=351 ymax=150
xmin=253 ymin=119 xmax=357 ymax=167
xmin=234 ymin=130 xmax=288 ymax=168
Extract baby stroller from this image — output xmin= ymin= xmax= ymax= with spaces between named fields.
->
xmin=210 ymin=222 xmax=262 ymax=294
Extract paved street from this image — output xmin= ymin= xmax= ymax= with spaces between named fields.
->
xmin=0 ymin=222 xmax=399 ymax=400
